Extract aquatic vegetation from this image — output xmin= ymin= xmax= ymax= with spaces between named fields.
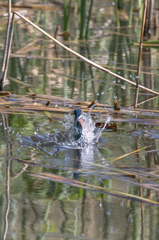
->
xmin=1 ymin=2 xmax=159 ymax=239
xmin=63 ymin=0 xmax=72 ymax=33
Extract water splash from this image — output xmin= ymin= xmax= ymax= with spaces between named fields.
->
xmin=54 ymin=112 xmax=111 ymax=148
xmin=18 ymin=112 xmax=111 ymax=149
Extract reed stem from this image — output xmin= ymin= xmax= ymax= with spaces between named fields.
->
xmin=0 ymin=0 xmax=13 ymax=91
xmin=128 ymin=0 xmax=133 ymax=27
xmin=79 ymin=0 xmax=87 ymax=39
xmin=63 ymin=0 xmax=72 ymax=33
xmin=10 ymin=11 xmax=159 ymax=96
xmin=134 ymin=0 xmax=148 ymax=108
xmin=85 ymin=0 xmax=94 ymax=38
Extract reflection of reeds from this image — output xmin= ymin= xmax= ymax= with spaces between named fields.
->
xmin=128 ymin=0 xmax=134 ymax=26
xmin=85 ymin=0 xmax=93 ymax=38
xmin=63 ymin=0 xmax=72 ymax=33
xmin=77 ymin=0 xmax=94 ymax=39
xmin=148 ymin=0 xmax=154 ymax=39
xmin=10 ymin=11 xmax=159 ymax=96
xmin=134 ymin=0 xmax=147 ymax=108
xmin=30 ymin=172 xmax=159 ymax=205
xmin=2 ymin=160 xmax=10 ymax=240
xmin=1 ymin=3 xmax=159 ymax=103
xmin=2 ymin=113 xmax=12 ymax=240
xmin=1 ymin=154 xmax=158 ymax=205
xmin=115 ymin=0 xmax=120 ymax=28
xmin=79 ymin=0 xmax=86 ymax=39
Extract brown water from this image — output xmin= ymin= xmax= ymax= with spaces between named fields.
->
xmin=1 ymin=1 xmax=159 ymax=239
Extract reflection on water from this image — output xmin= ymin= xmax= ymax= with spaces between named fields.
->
xmin=1 ymin=0 xmax=159 ymax=239
xmin=1 ymin=112 xmax=159 ymax=239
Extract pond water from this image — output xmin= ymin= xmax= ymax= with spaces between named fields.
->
xmin=1 ymin=1 xmax=159 ymax=239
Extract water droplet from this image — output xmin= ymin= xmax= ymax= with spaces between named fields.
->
xmin=106 ymin=211 xmax=111 ymax=216
xmin=121 ymin=85 xmax=126 ymax=89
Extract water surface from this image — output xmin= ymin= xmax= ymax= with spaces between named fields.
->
xmin=1 ymin=1 xmax=159 ymax=239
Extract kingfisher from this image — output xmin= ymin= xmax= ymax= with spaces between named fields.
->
xmin=74 ymin=108 xmax=83 ymax=141
xmin=74 ymin=108 xmax=94 ymax=145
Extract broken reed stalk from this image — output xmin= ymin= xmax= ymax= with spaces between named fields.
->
xmin=0 ymin=0 xmax=12 ymax=91
xmin=134 ymin=0 xmax=147 ymax=108
xmin=2 ymin=13 xmax=15 ymax=87
xmin=13 ymin=11 xmax=159 ymax=96
xmin=132 ymin=95 xmax=158 ymax=107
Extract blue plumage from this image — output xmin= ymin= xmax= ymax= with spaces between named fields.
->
xmin=74 ymin=109 xmax=82 ymax=140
